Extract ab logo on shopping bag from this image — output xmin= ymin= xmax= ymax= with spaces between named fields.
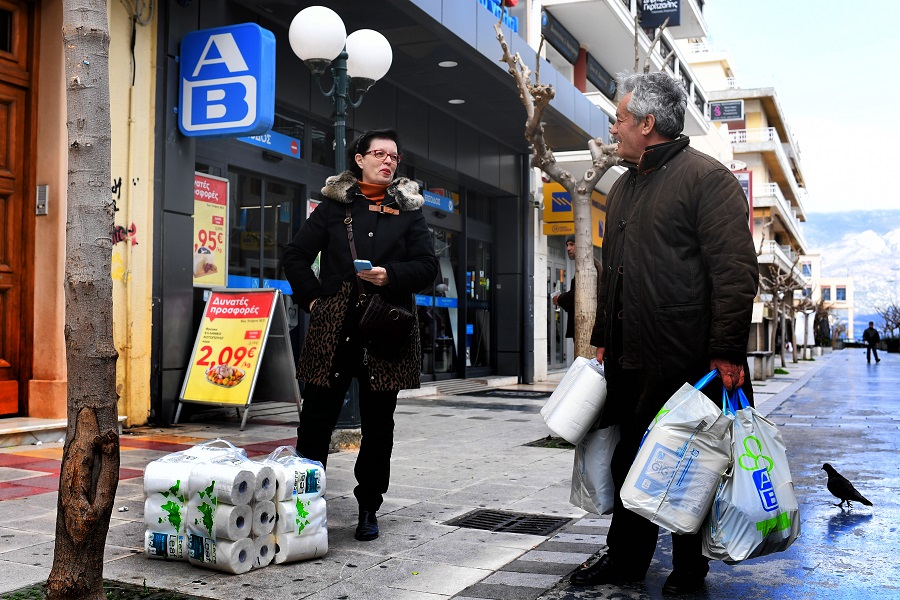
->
xmin=740 ymin=435 xmax=778 ymax=512
xmin=752 ymin=468 xmax=779 ymax=512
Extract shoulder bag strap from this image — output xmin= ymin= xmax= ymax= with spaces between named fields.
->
xmin=344 ymin=207 xmax=368 ymax=303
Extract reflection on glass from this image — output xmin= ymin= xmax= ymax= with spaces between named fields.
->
xmin=229 ymin=173 xmax=301 ymax=287
xmin=466 ymin=239 xmax=491 ymax=368
xmin=419 ymin=229 xmax=459 ymax=375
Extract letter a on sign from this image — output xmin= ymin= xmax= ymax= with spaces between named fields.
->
xmin=179 ymin=23 xmax=276 ymax=137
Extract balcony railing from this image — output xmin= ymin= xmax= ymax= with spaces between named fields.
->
xmin=758 ymin=240 xmax=806 ymax=283
xmin=729 ymin=127 xmax=777 ymax=144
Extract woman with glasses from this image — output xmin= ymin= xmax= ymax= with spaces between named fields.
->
xmin=283 ymin=128 xmax=438 ymax=542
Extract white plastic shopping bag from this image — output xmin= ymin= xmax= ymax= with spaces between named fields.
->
xmin=541 ymin=357 xmax=607 ymax=445
xmin=570 ymin=424 xmax=620 ymax=515
xmin=621 ymin=371 xmax=733 ymax=535
xmin=703 ymin=389 xmax=801 ymax=562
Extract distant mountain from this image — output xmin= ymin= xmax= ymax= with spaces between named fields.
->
xmin=801 ymin=209 xmax=900 ymax=334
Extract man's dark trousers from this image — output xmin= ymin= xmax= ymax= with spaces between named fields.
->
xmin=867 ymin=343 xmax=880 ymax=363
xmin=296 ymin=339 xmax=398 ymax=512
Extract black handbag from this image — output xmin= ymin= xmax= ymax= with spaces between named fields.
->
xmin=345 ymin=208 xmax=415 ymax=359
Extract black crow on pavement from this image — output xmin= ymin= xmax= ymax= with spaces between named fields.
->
xmin=822 ymin=463 xmax=873 ymax=509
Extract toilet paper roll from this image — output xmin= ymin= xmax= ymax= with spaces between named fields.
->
xmin=187 ymin=497 xmax=252 ymax=541
xmin=247 ymin=462 xmax=277 ymax=502
xmin=275 ymin=497 xmax=327 ymax=536
xmin=252 ymin=500 xmax=277 ymax=536
xmin=144 ymin=529 xmax=186 ymax=561
xmin=187 ymin=534 xmax=254 ymax=575
xmin=144 ymin=497 xmax=186 ymax=533
xmin=253 ymin=533 xmax=276 ymax=569
xmin=268 ymin=459 xmax=326 ymax=501
xmin=274 ymin=529 xmax=329 ymax=564
xmin=188 ymin=463 xmax=256 ymax=506
xmin=143 ymin=460 xmax=194 ymax=497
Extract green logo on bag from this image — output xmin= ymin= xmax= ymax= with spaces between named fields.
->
xmin=738 ymin=436 xmax=774 ymax=473
xmin=756 ymin=512 xmax=791 ymax=536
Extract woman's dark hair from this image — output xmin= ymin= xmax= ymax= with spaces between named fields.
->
xmin=347 ymin=128 xmax=402 ymax=179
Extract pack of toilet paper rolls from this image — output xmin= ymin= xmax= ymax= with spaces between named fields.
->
xmin=275 ymin=497 xmax=327 ymax=536
xmin=540 ymin=357 xmax=607 ymax=445
xmin=186 ymin=496 xmax=252 ymax=541
xmin=274 ymin=529 xmax=329 ymax=564
xmin=262 ymin=446 xmax=326 ymax=501
xmin=187 ymin=534 xmax=255 ymax=575
xmin=142 ymin=439 xmax=329 ymax=569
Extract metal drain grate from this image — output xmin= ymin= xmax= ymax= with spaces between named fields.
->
xmin=444 ymin=509 xmax=570 ymax=536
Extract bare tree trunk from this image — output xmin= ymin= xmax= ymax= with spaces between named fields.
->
xmin=46 ymin=2 xmax=120 ymax=599
xmin=494 ymin=22 xmax=618 ymax=358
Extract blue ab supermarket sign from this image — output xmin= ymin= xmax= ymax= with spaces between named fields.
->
xmin=179 ymin=23 xmax=275 ymax=137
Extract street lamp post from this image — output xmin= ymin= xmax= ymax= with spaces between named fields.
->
xmin=289 ymin=6 xmax=393 ymax=429
xmin=289 ymin=6 xmax=393 ymax=173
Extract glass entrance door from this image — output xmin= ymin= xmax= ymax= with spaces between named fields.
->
xmin=548 ymin=257 xmax=568 ymax=370
xmin=418 ymin=228 xmax=459 ymax=379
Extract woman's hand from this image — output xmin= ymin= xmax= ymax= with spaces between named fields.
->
xmin=358 ymin=266 xmax=390 ymax=286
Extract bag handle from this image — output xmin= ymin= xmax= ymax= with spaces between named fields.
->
xmin=693 ymin=369 xmax=719 ymax=390
xmin=731 ymin=387 xmax=751 ymax=411
xmin=195 ymin=438 xmax=243 ymax=452
xmin=265 ymin=445 xmax=300 ymax=462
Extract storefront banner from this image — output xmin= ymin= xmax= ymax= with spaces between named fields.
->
xmin=641 ymin=0 xmax=681 ymax=28
xmin=181 ymin=289 xmax=275 ymax=407
xmin=710 ymin=100 xmax=744 ymax=122
xmin=237 ymin=129 xmax=302 ymax=159
xmin=541 ymin=183 xmax=607 ymax=246
xmin=422 ymin=190 xmax=454 ymax=213
xmin=179 ymin=23 xmax=276 ymax=137
xmin=193 ymin=173 xmax=229 ymax=288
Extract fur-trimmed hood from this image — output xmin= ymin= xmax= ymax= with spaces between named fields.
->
xmin=321 ymin=171 xmax=424 ymax=211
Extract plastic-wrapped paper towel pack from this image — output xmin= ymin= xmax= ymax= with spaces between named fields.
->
xmin=541 ymin=357 xmax=607 ymax=444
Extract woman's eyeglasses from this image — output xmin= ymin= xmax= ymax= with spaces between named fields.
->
xmin=363 ymin=149 xmax=402 ymax=163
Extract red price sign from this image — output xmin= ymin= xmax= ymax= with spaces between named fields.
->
xmin=196 ymin=345 xmax=258 ymax=368
xmin=196 ymin=229 xmax=224 ymax=252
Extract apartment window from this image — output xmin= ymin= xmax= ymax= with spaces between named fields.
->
xmin=836 ymin=286 xmax=846 ymax=301
xmin=804 ymin=287 xmax=812 ymax=298
xmin=822 ymin=287 xmax=831 ymax=302
xmin=801 ymin=262 xmax=812 ymax=277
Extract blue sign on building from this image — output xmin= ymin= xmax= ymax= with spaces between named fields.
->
xmin=179 ymin=23 xmax=276 ymax=137
xmin=422 ymin=190 xmax=455 ymax=213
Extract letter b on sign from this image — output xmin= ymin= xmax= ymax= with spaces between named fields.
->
xmin=752 ymin=468 xmax=779 ymax=512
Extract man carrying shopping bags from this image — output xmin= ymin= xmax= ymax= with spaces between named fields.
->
xmin=572 ymin=71 xmax=759 ymax=595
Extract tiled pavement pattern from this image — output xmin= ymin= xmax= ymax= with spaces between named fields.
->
xmin=453 ymin=516 xmax=610 ymax=600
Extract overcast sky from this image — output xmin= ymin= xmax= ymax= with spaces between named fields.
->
xmin=702 ymin=1 xmax=897 ymax=214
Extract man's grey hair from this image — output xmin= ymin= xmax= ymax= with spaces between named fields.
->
xmin=616 ymin=72 xmax=687 ymax=139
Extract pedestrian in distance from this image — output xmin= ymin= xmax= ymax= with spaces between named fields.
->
xmin=283 ymin=128 xmax=439 ymax=542
xmin=553 ymin=236 xmax=601 ymax=342
xmin=862 ymin=321 xmax=881 ymax=363
xmin=573 ymin=72 xmax=760 ymax=595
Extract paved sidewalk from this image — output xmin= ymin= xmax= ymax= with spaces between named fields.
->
xmin=0 ymin=349 xmax=896 ymax=599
